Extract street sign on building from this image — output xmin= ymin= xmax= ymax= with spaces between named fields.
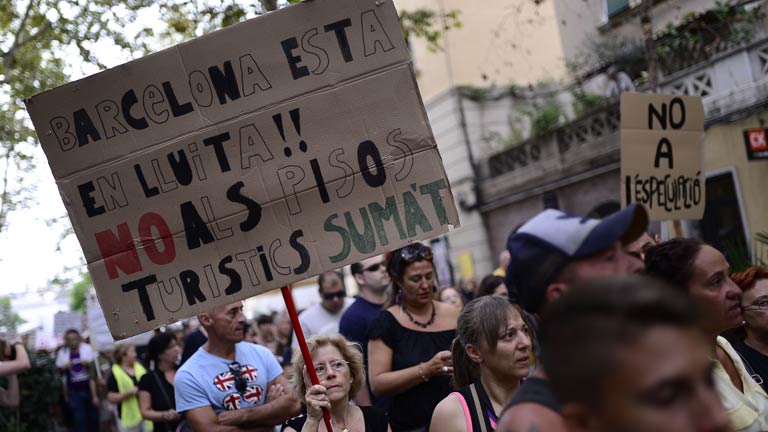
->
xmin=744 ymin=128 xmax=768 ymax=160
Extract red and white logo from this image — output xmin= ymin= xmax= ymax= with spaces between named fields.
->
xmin=243 ymin=386 xmax=263 ymax=405
xmin=213 ymin=371 xmax=235 ymax=392
xmin=748 ymin=129 xmax=768 ymax=151
xmin=223 ymin=393 xmax=242 ymax=411
xmin=240 ymin=364 xmax=258 ymax=382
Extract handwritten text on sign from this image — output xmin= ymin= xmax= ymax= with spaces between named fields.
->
xmin=26 ymin=0 xmax=459 ymax=339
xmin=620 ymin=93 xmax=705 ymax=221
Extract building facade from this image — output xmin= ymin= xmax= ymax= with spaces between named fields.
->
xmin=399 ymin=0 xmax=768 ymax=284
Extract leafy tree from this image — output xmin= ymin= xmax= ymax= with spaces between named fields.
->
xmin=0 ymin=296 xmax=24 ymax=332
xmin=0 ymin=349 xmax=62 ymax=431
xmin=0 ymin=0 xmax=458 ymax=235
xmin=68 ymin=272 xmax=91 ymax=314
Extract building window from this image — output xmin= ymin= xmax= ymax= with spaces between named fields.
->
xmin=688 ymin=170 xmax=750 ymax=268
xmin=606 ymin=0 xmax=630 ymax=19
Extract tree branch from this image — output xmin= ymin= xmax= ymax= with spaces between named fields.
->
xmin=2 ymin=0 xmax=37 ymax=69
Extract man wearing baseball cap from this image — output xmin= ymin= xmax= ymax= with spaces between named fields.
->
xmin=498 ymin=203 xmax=648 ymax=432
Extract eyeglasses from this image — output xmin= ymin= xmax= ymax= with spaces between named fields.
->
xmin=364 ymin=263 xmax=383 ymax=272
xmin=399 ymin=244 xmax=433 ymax=262
xmin=312 ymin=360 xmax=349 ymax=377
xmin=742 ymin=300 xmax=768 ymax=311
xmin=322 ymin=290 xmax=346 ymax=301
xmin=228 ymin=361 xmax=248 ymax=394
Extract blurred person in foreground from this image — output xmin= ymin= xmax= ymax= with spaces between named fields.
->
xmin=368 ymin=243 xmax=460 ymax=431
xmin=139 ymin=332 xmax=182 ymax=432
xmin=539 ymin=276 xmax=731 ymax=432
xmin=431 ymin=295 xmax=531 ymax=431
xmin=731 ymin=267 xmax=768 ymax=392
xmin=108 ymin=344 xmax=150 ymax=432
xmin=174 ymin=301 xmax=300 ymax=431
xmin=282 ymin=334 xmax=390 ymax=432
xmin=0 ymin=338 xmax=30 ymax=407
xmin=340 ymin=254 xmax=390 ymax=406
xmin=498 ymin=203 xmax=648 ymax=432
xmin=646 ymin=240 xmax=768 ymax=431
xmin=57 ymin=328 xmax=99 ymax=432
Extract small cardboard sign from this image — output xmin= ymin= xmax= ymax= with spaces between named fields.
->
xmin=620 ymin=92 xmax=705 ymax=221
xmin=53 ymin=311 xmax=84 ymax=337
xmin=744 ymin=128 xmax=768 ymax=160
xmin=26 ymin=0 xmax=459 ymax=339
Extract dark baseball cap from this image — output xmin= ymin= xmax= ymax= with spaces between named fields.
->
xmin=506 ymin=203 xmax=649 ymax=313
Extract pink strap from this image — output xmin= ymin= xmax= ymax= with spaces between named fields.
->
xmin=450 ymin=392 xmax=473 ymax=432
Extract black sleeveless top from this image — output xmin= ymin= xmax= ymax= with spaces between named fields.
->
xmin=368 ymin=310 xmax=456 ymax=431
xmin=281 ymin=406 xmax=388 ymax=432
xmin=503 ymin=377 xmax=561 ymax=414
xmin=453 ymin=381 xmax=498 ymax=431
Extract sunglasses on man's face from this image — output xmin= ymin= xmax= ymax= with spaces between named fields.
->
xmin=322 ymin=290 xmax=346 ymax=301
xmin=228 ymin=361 xmax=248 ymax=394
xmin=363 ymin=263 xmax=383 ymax=272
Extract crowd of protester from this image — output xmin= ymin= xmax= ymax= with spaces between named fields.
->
xmin=6 ymin=201 xmax=768 ymax=432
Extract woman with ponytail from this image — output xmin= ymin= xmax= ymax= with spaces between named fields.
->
xmin=431 ymin=295 xmax=531 ymax=432
xmin=367 ymin=243 xmax=460 ymax=431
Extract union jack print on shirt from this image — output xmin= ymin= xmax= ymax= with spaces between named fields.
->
xmin=240 ymin=364 xmax=258 ymax=382
xmin=223 ymin=393 xmax=242 ymax=411
xmin=243 ymin=385 xmax=263 ymax=404
xmin=213 ymin=371 xmax=236 ymax=392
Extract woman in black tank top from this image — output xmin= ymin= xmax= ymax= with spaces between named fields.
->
xmin=431 ymin=296 xmax=532 ymax=432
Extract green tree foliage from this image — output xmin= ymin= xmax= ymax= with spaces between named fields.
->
xmin=0 ymin=350 xmax=62 ymax=431
xmin=68 ymin=272 xmax=91 ymax=313
xmin=0 ymin=296 xmax=24 ymax=332
xmin=0 ymin=0 xmax=459 ymax=235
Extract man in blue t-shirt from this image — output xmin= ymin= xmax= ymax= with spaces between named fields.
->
xmin=339 ymin=254 xmax=390 ymax=406
xmin=175 ymin=302 xmax=300 ymax=431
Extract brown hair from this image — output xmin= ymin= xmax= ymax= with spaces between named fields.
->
xmin=451 ymin=295 xmax=524 ymax=388
xmin=113 ymin=344 xmax=134 ymax=365
xmin=540 ymin=276 xmax=697 ymax=407
xmin=290 ymin=334 xmax=364 ymax=401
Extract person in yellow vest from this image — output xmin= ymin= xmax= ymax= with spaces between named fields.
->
xmin=107 ymin=344 xmax=152 ymax=432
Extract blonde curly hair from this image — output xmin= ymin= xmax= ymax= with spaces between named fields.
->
xmin=290 ymin=334 xmax=364 ymax=402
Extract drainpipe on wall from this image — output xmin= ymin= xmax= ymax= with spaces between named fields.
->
xmin=456 ymin=91 xmax=483 ymax=211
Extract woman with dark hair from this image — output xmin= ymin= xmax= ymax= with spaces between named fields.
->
xmin=475 ymin=275 xmax=509 ymax=299
xmin=732 ymin=267 xmax=768 ymax=393
xmin=646 ymin=239 xmax=768 ymax=431
xmin=368 ymin=243 xmax=460 ymax=431
xmin=431 ymin=296 xmax=531 ymax=432
xmin=138 ymin=333 xmax=182 ymax=432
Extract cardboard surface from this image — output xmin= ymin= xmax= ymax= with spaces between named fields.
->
xmin=26 ymin=0 xmax=458 ymax=339
xmin=620 ymin=92 xmax=705 ymax=221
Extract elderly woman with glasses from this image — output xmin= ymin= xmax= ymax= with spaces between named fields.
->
xmin=367 ymin=244 xmax=461 ymax=432
xmin=282 ymin=334 xmax=389 ymax=432
xmin=732 ymin=266 xmax=768 ymax=393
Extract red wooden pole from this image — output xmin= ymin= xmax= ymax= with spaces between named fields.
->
xmin=281 ymin=285 xmax=334 ymax=431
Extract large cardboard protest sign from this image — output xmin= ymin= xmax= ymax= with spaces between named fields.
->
xmin=620 ymin=93 xmax=705 ymax=221
xmin=26 ymin=0 xmax=459 ymax=339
